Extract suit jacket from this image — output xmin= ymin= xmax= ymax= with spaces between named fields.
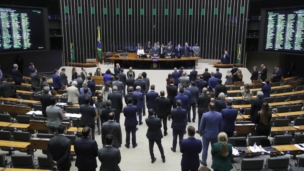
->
xmin=31 ymin=73 xmax=40 ymax=88
xmin=52 ymin=74 xmax=62 ymax=89
xmin=166 ymin=84 xmax=178 ymax=103
xmin=142 ymin=78 xmax=150 ymax=94
xmin=214 ymin=99 xmax=226 ymax=112
xmin=146 ymin=90 xmax=159 ymax=109
xmin=221 ymin=54 xmax=230 ymax=64
xmin=67 ymin=86 xmax=80 ymax=104
xmin=155 ymin=96 xmax=171 ymax=117
xmin=178 ymin=76 xmax=190 ymax=89
xmin=199 ymin=110 xmax=222 ymax=138
xmin=47 ymin=135 xmax=71 ymax=170
xmin=80 ymin=87 xmax=92 ymax=96
xmin=112 ymin=81 xmax=124 ymax=94
xmin=12 ymin=68 xmax=22 ymax=83
xmin=187 ymin=86 xmax=199 ymax=104
xmin=251 ymin=70 xmax=259 ymax=81
xmin=118 ymin=73 xmax=127 ymax=86
xmin=174 ymin=94 xmax=189 ymax=110
xmin=114 ymin=67 xmax=120 ymax=76
xmin=181 ymin=137 xmax=202 ymax=170
xmin=214 ymin=72 xmax=222 ymax=80
xmin=262 ymin=84 xmax=271 ymax=98
xmin=195 ymin=79 xmax=208 ymax=93
xmin=74 ymin=137 xmax=98 ymax=170
xmin=126 ymin=71 xmax=135 ymax=78
xmin=40 ymin=93 xmax=52 ymax=117
xmin=145 ymin=116 xmax=163 ymax=140
xmin=98 ymin=146 xmax=121 ymax=171
xmin=250 ymin=97 xmax=265 ymax=123
xmin=202 ymin=72 xmax=211 ymax=82
xmin=46 ymin=105 xmax=63 ymax=128
xmin=183 ymin=46 xmax=190 ymax=57
xmin=211 ymin=142 xmax=233 ymax=171
xmin=126 ymin=77 xmax=135 ymax=88
xmin=221 ymin=107 xmax=238 ymax=133
xmin=124 ymin=92 xmax=138 ymax=106
xmin=208 ymin=76 xmax=218 ymax=91
xmin=87 ymin=80 xmax=96 ymax=94
xmin=75 ymin=77 xmax=83 ymax=89
xmin=175 ymin=47 xmax=183 ymax=57
xmin=81 ymin=71 xmax=87 ymax=81
xmin=197 ymin=94 xmax=211 ymax=114
xmin=79 ymin=94 xmax=93 ymax=106
xmin=172 ymin=71 xmax=181 ymax=85
xmin=260 ymin=67 xmax=268 ymax=80
xmin=28 ymin=66 xmax=35 ymax=76
xmin=79 ymin=104 xmax=96 ymax=127
xmin=133 ymin=79 xmax=146 ymax=93
xmin=189 ymin=70 xmax=198 ymax=81
xmin=133 ymin=91 xmax=144 ymax=108
xmin=215 ymin=84 xmax=227 ymax=98
xmin=231 ymin=67 xmax=238 ymax=75
xmin=102 ymin=120 xmax=122 ymax=147
xmin=0 ymin=82 xmax=16 ymax=98
xmin=60 ymin=72 xmax=68 ymax=86
xmin=123 ymin=104 xmax=138 ymax=127
xmin=171 ymin=107 xmax=187 ymax=131
xmin=107 ymin=91 xmax=123 ymax=113
xmin=100 ymin=108 xmax=116 ymax=123
xmin=273 ymin=68 xmax=282 ymax=82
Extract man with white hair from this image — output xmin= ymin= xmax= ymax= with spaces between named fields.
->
xmin=250 ymin=91 xmax=265 ymax=123
xmin=178 ymin=72 xmax=190 ymax=89
xmin=12 ymin=64 xmax=23 ymax=85
xmin=67 ymin=81 xmax=80 ymax=104
xmin=133 ymin=86 xmax=144 ymax=125
xmin=214 ymin=92 xmax=226 ymax=112
xmin=40 ymin=86 xmax=52 ymax=117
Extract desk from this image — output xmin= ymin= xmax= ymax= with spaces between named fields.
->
xmin=236 ymin=114 xmax=278 ymax=120
xmin=0 ymin=168 xmax=49 ymax=171
xmin=271 ymin=126 xmax=297 ymax=133
xmin=227 ymin=85 xmax=290 ymax=93
xmin=289 ymin=100 xmax=303 ymax=105
xmin=16 ymin=90 xmax=33 ymax=95
xmin=0 ymin=104 xmax=31 ymax=115
xmin=276 ymin=111 xmax=304 ymax=118
xmin=273 ymin=145 xmax=301 ymax=152
xmin=67 ymin=127 xmax=83 ymax=133
xmin=235 ymin=124 xmax=255 ymax=135
xmin=233 ymin=100 xmax=301 ymax=109
xmin=0 ymin=140 xmax=30 ymax=150
xmin=294 ymin=125 xmax=304 ymax=131
xmin=30 ymin=120 xmax=71 ymax=132
xmin=271 ymin=90 xmax=304 ymax=97
xmin=0 ymin=97 xmax=40 ymax=105
xmin=31 ymin=138 xmax=74 ymax=153
xmin=8 ymin=123 xmax=30 ymax=130
xmin=0 ymin=121 xmax=12 ymax=127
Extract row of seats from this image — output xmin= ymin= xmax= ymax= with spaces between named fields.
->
xmin=240 ymin=157 xmax=291 ymax=171
xmin=229 ymin=135 xmax=304 ymax=146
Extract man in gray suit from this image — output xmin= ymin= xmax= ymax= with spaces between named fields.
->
xmin=46 ymin=97 xmax=63 ymax=134
xmin=98 ymin=134 xmax=121 ymax=171
xmin=112 ymin=76 xmax=124 ymax=95
xmin=102 ymin=112 xmax=122 ymax=148
xmin=0 ymin=79 xmax=16 ymax=98
xmin=31 ymin=69 xmax=40 ymax=91
xmin=67 ymin=81 xmax=80 ymax=104
xmin=60 ymin=68 xmax=68 ymax=86
xmin=178 ymin=72 xmax=190 ymax=89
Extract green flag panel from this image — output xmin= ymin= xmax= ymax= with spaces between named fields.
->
xmin=77 ymin=7 xmax=82 ymax=14
xmin=189 ymin=8 xmax=193 ymax=15
xmin=91 ymin=7 xmax=95 ymax=14
xmin=152 ymin=8 xmax=156 ymax=15
xmin=214 ymin=8 xmax=218 ymax=15
xmin=177 ymin=8 xmax=181 ymax=15
xmin=240 ymin=6 xmax=245 ymax=14
xmin=201 ymin=8 xmax=205 ymax=16
xmin=140 ymin=8 xmax=144 ymax=15
xmin=103 ymin=8 xmax=107 ymax=15
xmin=227 ymin=7 xmax=231 ymax=15
xmin=116 ymin=8 xmax=120 ymax=15
xmin=64 ymin=6 xmax=69 ymax=14
xmin=165 ymin=8 xmax=168 ymax=16
xmin=128 ymin=8 xmax=132 ymax=15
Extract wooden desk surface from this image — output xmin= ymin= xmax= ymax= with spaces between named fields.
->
xmin=236 ymin=115 xmax=250 ymax=120
xmin=0 ymin=97 xmax=40 ymax=105
xmin=0 ymin=140 xmax=30 ymax=150
xmin=17 ymin=90 xmax=34 ymax=95
xmin=8 ymin=123 xmax=30 ymax=129
xmin=0 ymin=168 xmax=49 ymax=171
xmin=289 ymin=100 xmax=303 ymax=105
xmin=273 ymin=145 xmax=300 ymax=152
xmin=271 ymin=126 xmax=297 ymax=132
xmin=108 ymin=56 xmax=200 ymax=61
xmin=233 ymin=100 xmax=299 ymax=109
xmin=67 ymin=127 xmax=83 ymax=133
xmin=0 ymin=121 xmax=12 ymax=127
xmin=228 ymin=85 xmax=290 ymax=93
xmin=276 ymin=111 xmax=304 ymax=117
xmin=271 ymin=90 xmax=304 ymax=97
xmin=294 ymin=125 xmax=304 ymax=131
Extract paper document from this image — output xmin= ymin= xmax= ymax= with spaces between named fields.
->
xmin=294 ymin=144 xmax=304 ymax=151
xmin=232 ymin=147 xmax=240 ymax=156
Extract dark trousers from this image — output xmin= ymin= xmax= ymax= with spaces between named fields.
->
xmin=79 ymin=169 xmax=95 ymax=171
xmin=158 ymin=116 xmax=167 ymax=133
xmin=225 ymin=131 xmax=234 ymax=137
xmin=115 ymin=111 xmax=121 ymax=124
xmin=182 ymin=168 xmax=197 ymax=171
xmin=187 ymin=107 xmax=191 ymax=121
xmin=48 ymin=127 xmax=58 ymax=134
xmin=198 ymin=112 xmax=203 ymax=128
xmin=172 ymin=130 xmax=184 ymax=151
xmin=148 ymin=139 xmax=165 ymax=159
xmin=125 ymin=127 xmax=136 ymax=146
xmin=15 ymin=82 xmax=21 ymax=85
xmin=137 ymin=108 xmax=142 ymax=123
xmin=54 ymin=87 xmax=60 ymax=91
xmin=143 ymin=94 xmax=146 ymax=115
xmin=190 ymin=103 xmax=197 ymax=121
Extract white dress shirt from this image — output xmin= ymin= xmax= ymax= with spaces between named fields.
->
xmin=137 ymin=49 xmax=145 ymax=55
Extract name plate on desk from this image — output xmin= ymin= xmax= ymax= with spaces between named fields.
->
xmin=152 ymin=58 xmax=158 ymax=62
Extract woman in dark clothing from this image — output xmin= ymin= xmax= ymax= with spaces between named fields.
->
xmin=72 ymin=67 xmax=78 ymax=80
xmin=255 ymin=102 xmax=272 ymax=136
xmin=166 ymin=73 xmax=172 ymax=85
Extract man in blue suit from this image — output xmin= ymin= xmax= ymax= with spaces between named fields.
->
xmin=183 ymin=85 xmax=191 ymax=122
xmin=181 ymin=126 xmax=202 ymax=171
xmin=174 ymin=88 xmax=189 ymax=112
xmin=272 ymin=66 xmax=282 ymax=82
xmin=214 ymin=68 xmax=222 ymax=80
xmin=183 ymin=42 xmax=190 ymax=57
xmin=172 ymin=67 xmax=181 ymax=86
xmin=12 ymin=64 xmax=23 ymax=85
xmin=133 ymin=86 xmax=144 ymax=125
xmin=123 ymin=97 xmax=138 ymax=148
xmin=261 ymin=81 xmax=271 ymax=98
xmin=199 ymin=102 xmax=222 ymax=166
xmin=175 ymin=44 xmax=183 ymax=58
xmin=146 ymin=85 xmax=159 ymax=111
xmin=195 ymin=75 xmax=208 ymax=93
xmin=221 ymin=50 xmax=230 ymax=64
xmin=221 ymin=100 xmax=238 ymax=137
xmin=208 ymin=72 xmax=218 ymax=91
xmin=28 ymin=62 xmax=35 ymax=76
xmin=52 ymin=69 xmax=62 ymax=91
xmin=171 ymin=100 xmax=187 ymax=152
xmin=189 ymin=67 xmax=197 ymax=82
xmin=187 ymin=82 xmax=199 ymax=123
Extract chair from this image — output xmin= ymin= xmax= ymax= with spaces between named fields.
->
xmin=241 ymin=158 xmax=264 ymax=171
xmin=65 ymin=135 xmax=76 ymax=145
xmin=32 ymin=95 xmax=41 ymax=101
xmin=72 ymin=119 xmax=81 ymax=127
xmin=285 ymin=87 xmax=294 ymax=92
xmin=232 ymin=100 xmax=243 ymax=105
xmin=66 ymin=107 xmax=80 ymax=114
xmin=0 ymin=114 xmax=11 ymax=122
xmin=0 ymin=131 xmax=12 ymax=154
xmin=36 ymin=133 xmax=54 ymax=139
xmin=105 ymin=52 xmax=113 ymax=64
xmin=273 ymin=119 xmax=289 ymax=126
xmin=273 ymin=135 xmax=293 ymax=145
xmin=295 ymin=86 xmax=303 ymax=91
xmin=38 ymin=155 xmax=52 ymax=169
xmin=275 ymin=88 xmax=285 ymax=94
xmin=248 ymin=136 xmax=268 ymax=146
xmin=231 ymin=86 xmax=240 ymax=90
xmin=23 ymin=86 xmax=33 ymax=91
xmin=266 ymin=157 xmax=289 ymax=170
xmin=228 ymin=137 xmax=247 ymax=146
xmin=96 ymin=86 xmax=102 ymax=90
xmin=0 ymin=154 xmax=6 ymax=167
xmin=254 ymin=84 xmax=263 ymax=88
xmin=294 ymin=134 xmax=304 ymax=144
xmin=300 ymin=94 xmax=304 ymax=100
xmin=33 ymin=116 xmax=47 ymax=121
xmin=276 ymin=106 xmax=290 ymax=113
xmin=275 ymin=96 xmax=287 ymax=102
xmin=19 ymin=94 xmax=33 ymax=100
xmin=244 ymin=108 xmax=251 ymax=115
xmin=264 ymin=97 xmax=275 ymax=103
xmin=57 ymin=89 xmax=67 ymax=94
xmin=13 ymin=132 xmax=31 ymax=142
xmin=236 ymin=121 xmax=252 ymax=124
xmin=33 ymin=104 xmax=43 ymax=111
xmin=297 ymin=156 xmax=304 ymax=167
xmin=11 ymin=154 xmax=35 ymax=168
xmin=14 ymin=85 xmax=24 ymax=90
xmin=272 ymin=82 xmax=281 ymax=86
xmin=289 ymin=95 xmax=299 ymax=101
xmin=290 ymin=105 xmax=302 ymax=112
xmin=59 ymin=98 xmax=68 ymax=103
xmin=294 ymin=118 xmax=304 ymax=126
xmin=228 ymin=92 xmax=239 ymax=97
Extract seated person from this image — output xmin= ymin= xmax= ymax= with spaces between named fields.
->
xmin=150 ymin=43 xmax=159 ymax=58
xmin=175 ymin=44 xmax=183 ymax=58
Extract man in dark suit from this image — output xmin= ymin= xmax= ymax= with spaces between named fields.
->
xmin=146 ymin=85 xmax=159 ymax=111
xmin=171 ymin=100 xmax=187 ymax=152
xmin=202 ymin=68 xmax=211 ymax=82
xmin=31 ymin=69 xmax=40 ymax=91
xmin=60 ymin=68 xmax=68 ymax=86
xmin=208 ymin=72 xmax=218 ymax=92
xmin=250 ymin=91 xmax=265 ymax=123
xmin=107 ymin=86 xmax=123 ymax=123
xmin=100 ymin=100 xmax=116 ymax=124
xmin=155 ymin=91 xmax=171 ymax=136
xmin=181 ymin=126 xmax=202 ymax=171
xmin=40 ymin=86 xmax=52 ymax=117
xmin=215 ymin=79 xmax=227 ymax=98
xmin=166 ymin=79 xmax=178 ymax=109
xmin=251 ymin=66 xmax=259 ymax=82
xmin=102 ymin=113 xmax=122 ymax=148
xmin=112 ymin=76 xmax=124 ymax=95
xmin=175 ymin=44 xmax=183 ymax=58
xmin=28 ymin=62 xmax=35 ymax=76
xmin=98 ymin=134 xmax=121 ymax=171
xmin=221 ymin=50 xmax=230 ymax=64
xmin=197 ymin=88 xmax=211 ymax=131
xmin=214 ymin=92 xmax=226 ymax=112
xmin=87 ymin=76 xmax=96 ymax=96
xmin=118 ymin=69 xmax=127 ymax=95
xmin=123 ymin=97 xmax=138 ymax=148
xmin=259 ymin=64 xmax=268 ymax=81
xmin=133 ymin=75 xmax=146 ymax=93
xmin=114 ymin=63 xmax=120 ymax=76
xmin=187 ymin=82 xmax=199 ymax=122
xmin=183 ymin=42 xmax=190 ymax=57
xmin=172 ymin=67 xmax=181 ymax=86
xmin=261 ymin=81 xmax=271 ymax=98
xmin=78 ymin=87 xmax=93 ymax=106
xmin=142 ymin=72 xmax=150 ymax=116
xmin=124 ymin=87 xmax=138 ymax=106
xmin=195 ymin=75 xmax=208 ymax=93
xmin=12 ymin=64 xmax=23 ymax=85
xmin=0 ymin=79 xmax=16 ymax=98
xmin=126 ymin=74 xmax=135 ymax=89
xmin=183 ymin=85 xmax=192 ymax=121
xmin=74 ymin=126 xmax=98 ymax=171
xmin=145 ymin=109 xmax=165 ymax=163
xmin=133 ymin=86 xmax=144 ymax=125
xmin=272 ymin=66 xmax=282 ymax=82
xmin=221 ymin=100 xmax=238 ymax=137
xmin=214 ymin=68 xmax=222 ymax=80
xmin=52 ymin=69 xmax=62 ymax=91
xmin=189 ymin=67 xmax=198 ymax=81
xmin=47 ymin=124 xmax=71 ymax=171
xmin=79 ymin=97 xmax=97 ymax=140
xmin=174 ymin=88 xmax=189 ymax=112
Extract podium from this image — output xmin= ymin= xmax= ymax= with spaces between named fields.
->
xmin=92 ymin=76 xmax=104 ymax=85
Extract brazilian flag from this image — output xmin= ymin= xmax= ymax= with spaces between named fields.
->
xmin=237 ymin=44 xmax=241 ymax=64
xmin=97 ymin=26 xmax=102 ymax=61
xmin=70 ymin=43 xmax=75 ymax=62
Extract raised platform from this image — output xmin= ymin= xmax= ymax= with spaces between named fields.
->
xmin=66 ymin=62 xmax=99 ymax=67
xmin=212 ymin=62 xmax=243 ymax=68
